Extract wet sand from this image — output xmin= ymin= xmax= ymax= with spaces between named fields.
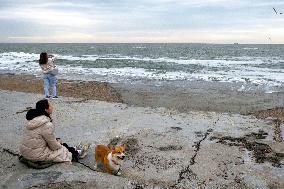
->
xmin=0 ymin=74 xmax=122 ymax=102
xmin=1 ymin=73 xmax=284 ymax=118
xmin=113 ymin=79 xmax=284 ymax=115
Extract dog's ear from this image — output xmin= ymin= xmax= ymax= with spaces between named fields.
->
xmin=112 ymin=145 xmax=117 ymax=151
xmin=121 ymin=144 xmax=126 ymax=149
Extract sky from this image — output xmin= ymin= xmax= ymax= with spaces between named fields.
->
xmin=0 ymin=0 xmax=284 ymax=43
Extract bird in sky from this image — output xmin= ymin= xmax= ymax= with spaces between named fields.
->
xmin=273 ymin=7 xmax=283 ymax=14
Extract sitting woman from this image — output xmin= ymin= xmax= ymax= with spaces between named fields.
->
xmin=20 ymin=99 xmax=89 ymax=166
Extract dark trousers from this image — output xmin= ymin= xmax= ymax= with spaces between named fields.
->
xmin=62 ymin=143 xmax=79 ymax=162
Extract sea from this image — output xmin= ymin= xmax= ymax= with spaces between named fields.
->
xmin=0 ymin=43 xmax=283 ymax=93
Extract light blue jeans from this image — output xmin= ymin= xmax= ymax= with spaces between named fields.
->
xmin=42 ymin=73 xmax=57 ymax=97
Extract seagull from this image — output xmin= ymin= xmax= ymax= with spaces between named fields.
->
xmin=273 ymin=7 xmax=283 ymax=14
xmin=273 ymin=7 xmax=277 ymax=14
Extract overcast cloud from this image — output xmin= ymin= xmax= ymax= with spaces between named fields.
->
xmin=0 ymin=0 xmax=283 ymax=43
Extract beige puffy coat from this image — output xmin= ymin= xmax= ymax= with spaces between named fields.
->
xmin=20 ymin=115 xmax=72 ymax=162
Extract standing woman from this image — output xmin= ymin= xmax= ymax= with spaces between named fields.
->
xmin=39 ymin=52 xmax=58 ymax=99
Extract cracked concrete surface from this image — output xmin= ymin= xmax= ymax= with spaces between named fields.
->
xmin=0 ymin=90 xmax=284 ymax=189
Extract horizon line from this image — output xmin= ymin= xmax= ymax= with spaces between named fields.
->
xmin=0 ymin=42 xmax=283 ymax=45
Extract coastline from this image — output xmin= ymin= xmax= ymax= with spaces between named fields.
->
xmin=113 ymin=80 xmax=284 ymax=115
xmin=1 ymin=73 xmax=284 ymax=118
xmin=0 ymin=74 xmax=122 ymax=103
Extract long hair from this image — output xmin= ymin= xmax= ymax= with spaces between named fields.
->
xmin=26 ymin=99 xmax=52 ymax=121
xmin=39 ymin=52 xmax=48 ymax=65
xmin=36 ymin=99 xmax=51 ymax=119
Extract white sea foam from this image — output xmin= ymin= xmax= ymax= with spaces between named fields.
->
xmin=0 ymin=52 xmax=38 ymax=64
xmin=40 ymin=53 xmax=282 ymax=69
xmin=243 ymin=47 xmax=258 ymax=50
xmin=0 ymin=52 xmax=283 ymax=92
xmin=133 ymin=46 xmax=147 ymax=49
xmin=0 ymin=52 xmax=40 ymax=74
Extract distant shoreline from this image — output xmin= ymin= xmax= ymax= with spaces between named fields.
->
xmin=1 ymin=42 xmax=284 ymax=44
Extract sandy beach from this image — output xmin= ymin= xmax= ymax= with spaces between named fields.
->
xmin=1 ymin=73 xmax=284 ymax=115
xmin=0 ymin=74 xmax=284 ymax=189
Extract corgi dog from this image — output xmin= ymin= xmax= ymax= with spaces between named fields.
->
xmin=94 ymin=144 xmax=126 ymax=175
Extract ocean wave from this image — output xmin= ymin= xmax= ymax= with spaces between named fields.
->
xmin=0 ymin=52 xmax=283 ymax=92
xmin=0 ymin=52 xmax=38 ymax=64
xmin=1 ymin=52 xmax=282 ymax=67
xmin=243 ymin=47 xmax=259 ymax=50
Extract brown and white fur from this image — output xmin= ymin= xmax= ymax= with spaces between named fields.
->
xmin=94 ymin=144 xmax=125 ymax=175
